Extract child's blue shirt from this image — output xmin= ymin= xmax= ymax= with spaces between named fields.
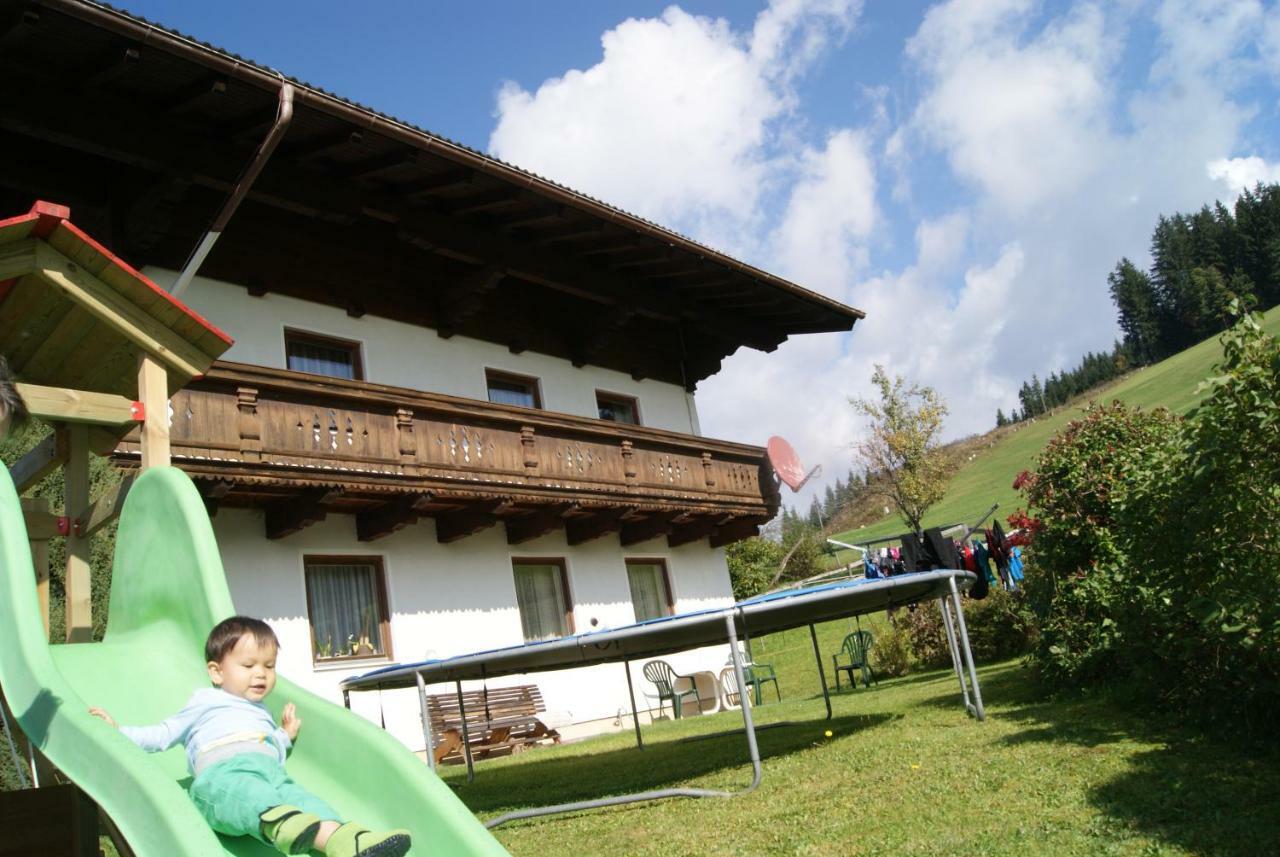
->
xmin=120 ymin=687 xmax=292 ymax=774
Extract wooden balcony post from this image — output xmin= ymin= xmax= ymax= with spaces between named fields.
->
xmin=396 ymin=408 xmax=417 ymax=472
xmin=520 ymin=426 xmax=538 ymax=478
xmin=621 ymin=440 xmax=636 ymax=484
xmin=701 ymin=451 xmax=716 ymax=491
xmin=236 ymin=386 xmax=261 ymax=461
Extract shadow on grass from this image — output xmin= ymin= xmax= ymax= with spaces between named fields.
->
xmin=446 ymin=711 xmax=898 ymax=816
xmin=920 ymin=660 xmax=1280 ymax=856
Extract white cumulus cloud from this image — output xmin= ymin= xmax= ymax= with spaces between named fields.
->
xmin=1207 ymin=156 xmax=1280 ymax=197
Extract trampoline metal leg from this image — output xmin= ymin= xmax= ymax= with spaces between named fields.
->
xmin=948 ymin=576 xmax=986 ymax=721
xmin=456 ymin=680 xmax=476 ymax=782
xmin=416 ymin=671 xmax=437 ymax=773
xmin=342 ymin=689 xmax=350 ymax=710
xmin=726 ymin=612 xmax=763 ymax=794
xmin=809 ymin=623 xmax=832 ymax=720
xmin=939 ymin=596 xmax=972 ymax=713
xmin=624 ymin=658 xmax=644 ymax=750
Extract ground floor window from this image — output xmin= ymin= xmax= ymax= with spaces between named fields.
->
xmin=626 ymin=558 xmax=673 ymax=622
xmin=303 ymin=555 xmax=392 ymax=662
xmin=513 ymin=558 xmax=573 ymax=642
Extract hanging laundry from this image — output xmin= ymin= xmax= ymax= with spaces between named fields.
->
xmin=972 ymin=539 xmax=997 ymax=586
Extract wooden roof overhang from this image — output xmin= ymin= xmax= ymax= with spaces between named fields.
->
xmin=0 ymin=0 xmax=864 ymax=390
xmin=111 ymin=361 xmax=781 ymax=549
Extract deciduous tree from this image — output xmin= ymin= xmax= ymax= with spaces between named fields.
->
xmin=850 ymin=365 xmax=949 ymax=534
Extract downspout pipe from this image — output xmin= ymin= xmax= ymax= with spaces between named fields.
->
xmin=171 ymin=80 xmax=294 ymax=297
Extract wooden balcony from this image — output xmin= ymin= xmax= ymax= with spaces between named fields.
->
xmin=112 ymin=362 xmax=780 ymax=548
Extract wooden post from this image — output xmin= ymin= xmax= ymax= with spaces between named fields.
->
xmin=136 ymin=354 xmax=170 ymax=469
xmin=19 ymin=497 xmax=51 ymax=637
xmin=64 ymin=425 xmax=92 ymax=643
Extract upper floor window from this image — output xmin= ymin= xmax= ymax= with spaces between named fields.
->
xmin=303 ymin=555 xmax=391 ymax=663
xmin=486 ymin=369 xmax=542 ymax=409
xmin=597 ymin=391 xmax=640 ymax=425
xmin=285 ymin=329 xmax=363 ymax=381
xmin=626 ymin=559 xmax=673 ymax=622
xmin=512 ymin=558 xmax=573 ymax=642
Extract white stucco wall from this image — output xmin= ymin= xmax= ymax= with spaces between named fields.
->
xmin=143 ymin=267 xmax=703 ymax=435
xmin=212 ymin=508 xmax=736 ymax=751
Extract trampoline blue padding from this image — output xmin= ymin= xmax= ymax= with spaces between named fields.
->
xmin=342 ymin=569 xmax=973 ymax=691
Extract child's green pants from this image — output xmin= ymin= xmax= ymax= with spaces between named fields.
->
xmin=189 ymin=752 xmax=340 ymax=843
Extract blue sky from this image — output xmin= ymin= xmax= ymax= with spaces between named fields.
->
xmin=121 ymin=1 xmax=1280 ymax=504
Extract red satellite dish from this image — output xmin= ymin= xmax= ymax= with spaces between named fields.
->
xmin=767 ymin=435 xmax=815 ymax=493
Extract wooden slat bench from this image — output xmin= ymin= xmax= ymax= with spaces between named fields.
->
xmin=426 ymin=684 xmax=560 ymax=764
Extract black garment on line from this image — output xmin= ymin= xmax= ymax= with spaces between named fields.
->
xmin=923 ymin=527 xmax=960 ymax=570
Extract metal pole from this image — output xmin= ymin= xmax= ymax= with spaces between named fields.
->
xmin=938 ymin=596 xmax=971 ymax=708
xmin=948 ymin=576 xmax=986 ymax=721
xmin=808 ymin=623 xmax=832 ymax=720
xmin=415 ymin=671 xmax=437 ymax=773
xmin=725 ymin=612 xmax=763 ymax=793
xmin=623 ymin=658 xmax=644 ymax=750
xmin=342 ymin=689 xmax=351 ymax=710
xmin=456 ymin=680 xmax=476 ymax=782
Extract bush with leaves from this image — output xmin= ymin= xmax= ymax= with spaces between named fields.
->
xmin=1017 ymin=308 xmax=1280 ymax=727
xmin=724 ymin=537 xmax=783 ymax=600
xmin=899 ymin=604 xmax=950 ymax=670
xmin=962 ymin=587 xmax=1037 ymax=663
xmin=1117 ymin=308 xmax=1280 ymax=726
xmin=871 ymin=621 xmax=912 ymax=678
xmin=1013 ymin=401 xmax=1178 ymax=686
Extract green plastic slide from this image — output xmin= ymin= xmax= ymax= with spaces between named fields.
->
xmin=0 ymin=464 xmax=508 ymax=856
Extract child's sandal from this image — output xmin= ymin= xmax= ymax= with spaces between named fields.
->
xmin=259 ymin=804 xmax=322 ymax=855
xmin=324 ymin=822 xmax=412 ymax=857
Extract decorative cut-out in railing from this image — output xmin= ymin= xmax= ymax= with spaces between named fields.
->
xmin=435 ymin=425 xmax=492 ymax=466
xmin=648 ymin=456 xmax=688 ymax=484
xmin=554 ymin=443 xmax=598 ymax=474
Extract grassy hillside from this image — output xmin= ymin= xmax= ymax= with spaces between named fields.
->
xmin=827 ymin=305 xmax=1280 ymax=557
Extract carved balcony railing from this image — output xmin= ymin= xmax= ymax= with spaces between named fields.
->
xmin=112 ymin=362 xmax=780 ymax=547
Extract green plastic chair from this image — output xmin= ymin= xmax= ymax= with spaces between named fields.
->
xmin=831 ymin=630 xmax=878 ymax=690
xmin=743 ymin=663 xmax=781 ymax=705
xmin=642 ymin=660 xmax=701 ymax=719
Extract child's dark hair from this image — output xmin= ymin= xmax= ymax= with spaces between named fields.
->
xmin=205 ymin=616 xmax=279 ymax=663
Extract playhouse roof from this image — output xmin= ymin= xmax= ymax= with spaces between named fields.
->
xmin=0 ymin=201 xmax=233 ymax=397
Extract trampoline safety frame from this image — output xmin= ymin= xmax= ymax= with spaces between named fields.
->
xmin=341 ymin=569 xmax=987 ymax=828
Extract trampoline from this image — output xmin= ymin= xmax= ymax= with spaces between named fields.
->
xmin=342 ymin=568 xmax=986 ymax=828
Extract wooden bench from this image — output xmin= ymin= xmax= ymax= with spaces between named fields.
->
xmin=426 ymin=684 xmax=560 ymax=764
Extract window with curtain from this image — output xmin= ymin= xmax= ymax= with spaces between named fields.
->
xmin=304 ymin=557 xmax=390 ymax=662
xmin=596 ymin=391 xmax=640 ymax=425
xmin=513 ymin=560 xmax=571 ymax=642
xmin=626 ymin=559 xmax=672 ymax=622
xmin=285 ymin=329 xmax=362 ymax=380
xmin=486 ymin=370 xmax=541 ymax=409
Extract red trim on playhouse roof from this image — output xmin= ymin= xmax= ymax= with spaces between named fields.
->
xmin=2 ymin=201 xmax=234 ymax=348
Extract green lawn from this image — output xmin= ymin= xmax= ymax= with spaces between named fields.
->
xmin=828 ymin=306 xmax=1280 ymax=558
xmin=442 ymin=630 xmax=1279 ymax=855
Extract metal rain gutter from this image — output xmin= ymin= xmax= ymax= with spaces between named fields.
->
xmin=171 ymin=80 xmax=294 ymax=297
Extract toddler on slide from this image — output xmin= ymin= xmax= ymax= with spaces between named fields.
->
xmin=90 ymin=616 xmax=411 ymax=856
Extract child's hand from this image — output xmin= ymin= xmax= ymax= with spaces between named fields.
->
xmin=88 ymin=707 xmax=118 ymax=728
xmin=282 ymin=703 xmax=301 ymax=740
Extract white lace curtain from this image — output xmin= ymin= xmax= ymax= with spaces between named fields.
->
xmin=627 ymin=562 xmax=668 ymax=622
xmin=514 ymin=563 xmax=567 ymax=641
xmin=306 ymin=562 xmax=384 ymax=658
